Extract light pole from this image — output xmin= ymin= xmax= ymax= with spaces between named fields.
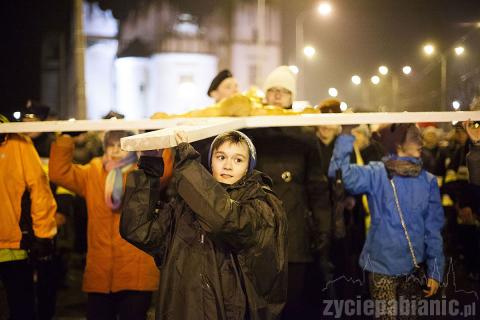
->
xmin=423 ymin=44 xmax=464 ymax=110
xmin=295 ymin=2 xmax=332 ymax=99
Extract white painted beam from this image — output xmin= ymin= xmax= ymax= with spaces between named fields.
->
xmin=1 ymin=111 xmax=480 ymax=134
xmin=120 ymin=119 xmax=246 ymax=151
xmin=244 ymin=111 xmax=480 ymax=127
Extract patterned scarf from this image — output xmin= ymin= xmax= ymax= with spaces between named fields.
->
xmin=103 ymin=152 xmax=137 ymax=211
xmin=383 ymin=156 xmax=422 ymax=178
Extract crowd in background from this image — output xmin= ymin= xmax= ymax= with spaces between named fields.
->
xmin=1 ymin=65 xmax=480 ymax=319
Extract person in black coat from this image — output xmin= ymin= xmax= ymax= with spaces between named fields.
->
xmin=245 ymin=66 xmax=332 ymax=319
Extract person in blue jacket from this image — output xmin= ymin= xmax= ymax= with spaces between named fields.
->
xmin=329 ymin=123 xmax=445 ymax=318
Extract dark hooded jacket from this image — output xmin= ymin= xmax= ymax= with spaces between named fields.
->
xmin=120 ymin=143 xmax=287 ymax=320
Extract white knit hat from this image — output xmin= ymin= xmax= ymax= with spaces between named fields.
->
xmin=263 ymin=66 xmax=297 ymax=100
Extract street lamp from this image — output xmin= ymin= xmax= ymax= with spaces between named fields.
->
xmin=303 ymin=46 xmax=316 ymax=58
xmin=422 ymin=42 xmax=465 ymax=110
xmin=454 ymin=46 xmax=465 ymax=56
xmin=340 ymin=101 xmax=348 ymax=111
xmin=379 ymin=66 xmax=389 ymax=75
xmin=402 ymin=65 xmax=412 ymax=75
xmin=317 ymin=2 xmax=333 ymax=16
xmin=328 ymin=87 xmax=338 ymax=97
xmin=295 ymin=1 xmax=333 ymax=99
xmin=452 ymin=100 xmax=461 ymax=110
xmin=371 ymin=76 xmax=380 ymax=85
xmin=423 ymin=44 xmax=435 ymax=56
xmin=351 ymin=75 xmax=362 ymax=85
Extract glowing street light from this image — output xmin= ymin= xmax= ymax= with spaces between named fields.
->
xmin=13 ymin=111 xmax=21 ymax=120
xmin=378 ymin=66 xmax=389 ymax=75
xmin=303 ymin=46 xmax=316 ymax=58
xmin=296 ymin=2 xmax=333 ymax=98
xmin=328 ymin=87 xmax=338 ymax=97
xmin=340 ymin=101 xmax=348 ymax=111
xmin=423 ymin=44 xmax=435 ymax=56
xmin=351 ymin=75 xmax=362 ymax=85
xmin=454 ymin=46 xmax=465 ymax=56
xmin=371 ymin=75 xmax=380 ymax=85
xmin=452 ymin=100 xmax=461 ymax=110
xmin=317 ymin=2 xmax=333 ymax=16
xmin=289 ymin=65 xmax=299 ymax=74
xmin=402 ymin=66 xmax=412 ymax=75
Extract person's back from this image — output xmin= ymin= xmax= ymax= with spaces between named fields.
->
xmin=121 ymin=131 xmax=288 ymax=320
xmin=0 ymin=131 xmax=57 ymax=320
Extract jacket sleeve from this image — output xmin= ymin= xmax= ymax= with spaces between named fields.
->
xmin=424 ymin=177 xmax=445 ymax=283
xmin=328 ymin=134 xmax=376 ymax=194
xmin=120 ymin=168 xmax=174 ymax=264
xmin=175 ymin=143 xmax=274 ymax=252
xmin=49 ymin=135 xmax=89 ymax=197
xmin=21 ymin=138 xmax=57 ymax=239
xmin=304 ymin=135 xmax=331 ymax=255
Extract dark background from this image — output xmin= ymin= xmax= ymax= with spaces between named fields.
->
xmin=0 ymin=0 xmax=479 ymax=117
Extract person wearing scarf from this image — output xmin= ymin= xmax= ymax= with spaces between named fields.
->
xmin=49 ymin=130 xmax=164 ymax=320
xmin=329 ymin=123 xmax=445 ymax=319
xmin=102 ymin=131 xmax=138 ymax=211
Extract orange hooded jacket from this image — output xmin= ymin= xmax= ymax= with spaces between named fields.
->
xmin=0 ymin=134 xmax=57 ymax=249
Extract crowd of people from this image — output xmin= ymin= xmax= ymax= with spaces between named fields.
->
xmin=0 ymin=65 xmax=479 ymax=319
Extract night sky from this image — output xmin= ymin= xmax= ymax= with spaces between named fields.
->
xmin=1 ymin=0 xmax=479 ymax=118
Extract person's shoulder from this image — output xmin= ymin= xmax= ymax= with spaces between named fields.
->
xmin=9 ymin=133 xmax=32 ymax=144
xmin=5 ymin=133 xmax=35 ymax=150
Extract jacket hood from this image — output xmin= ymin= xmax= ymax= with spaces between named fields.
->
xmin=226 ymin=170 xmax=273 ymax=190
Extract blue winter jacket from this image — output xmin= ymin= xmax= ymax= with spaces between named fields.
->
xmin=328 ymin=134 xmax=445 ymax=282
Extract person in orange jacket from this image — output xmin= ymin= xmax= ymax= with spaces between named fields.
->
xmin=0 ymin=114 xmax=57 ymax=320
xmin=49 ymin=130 xmax=173 ymax=320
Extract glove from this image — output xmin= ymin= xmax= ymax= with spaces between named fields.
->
xmin=29 ymin=237 xmax=54 ymax=262
xmin=138 ymin=156 xmax=164 ymax=178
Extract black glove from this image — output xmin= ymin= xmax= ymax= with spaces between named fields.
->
xmin=138 ymin=156 xmax=164 ymax=178
xmin=29 ymin=237 xmax=54 ymax=262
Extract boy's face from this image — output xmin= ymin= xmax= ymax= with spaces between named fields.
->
xmin=211 ymin=141 xmax=249 ymax=185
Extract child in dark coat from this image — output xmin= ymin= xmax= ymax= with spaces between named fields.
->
xmin=121 ymin=131 xmax=288 ymax=320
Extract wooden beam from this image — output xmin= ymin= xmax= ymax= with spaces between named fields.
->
xmin=0 ymin=117 xmax=236 ymax=133
xmin=120 ymin=119 xmax=246 ymax=151
xmin=245 ymin=111 xmax=480 ymax=127
xmin=1 ymin=111 xmax=480 ymax=134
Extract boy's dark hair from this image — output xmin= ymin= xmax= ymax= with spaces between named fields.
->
xmin=208 ymin=131 xmax=257 ymax=174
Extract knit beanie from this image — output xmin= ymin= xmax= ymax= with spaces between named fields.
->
xmin=376 ymin=123 xmax=422 ymax=155
xmin=263 ymin=66 xmax=297 ymax=100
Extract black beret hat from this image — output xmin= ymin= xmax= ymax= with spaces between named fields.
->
xmin=207 ymin=69 xmax=233 ymax=97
